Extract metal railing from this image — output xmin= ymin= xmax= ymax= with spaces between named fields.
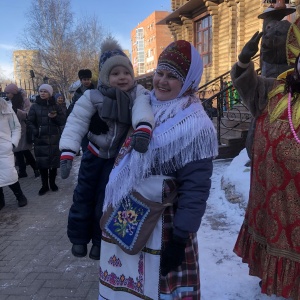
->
xmin=0 ymin=78 xmax=37 ymax=98
xmin=197 ymin=55 xmax=260 ymax=145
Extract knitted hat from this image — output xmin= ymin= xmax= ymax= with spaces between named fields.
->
xmin=156 ymin=40 xmax=192 ymax=83
xmin=78 ymin=69 xmax=92 ymax=80
xmin=4 ymin=83 xmax=19 ymax=95
xmin=39 ymin=84 xmax=53 ymax=96
xmin=55 ymin=93 xmax=64 ymax=101
xmin=98 ymin=37 xmax=134 ymax=86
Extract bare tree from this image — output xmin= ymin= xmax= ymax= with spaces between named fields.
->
xmin=21 ymin=0 xmax=106 ymax=97
xmin=74 ymin=15 xmax=106 ymax=82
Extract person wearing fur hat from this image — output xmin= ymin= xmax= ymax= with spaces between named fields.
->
xmin=26 ymin=84 xmax=66 ymax=196
xmin=59 ymin=36 xmax=154 ymax=260
xmin=67 ymin=69 xmax=95 ymax=153
xmin=98 ymin=40 xmax=218 ymax=299
xmin=231 ymin=19 xmax=300 ymax=299
xmin=67 ymin=69 xmax=94 ymax=116
xmin=0 ymin=97 xmax=28 ymax=209
xmin=4 ymin=84 xmax=40 ymax=179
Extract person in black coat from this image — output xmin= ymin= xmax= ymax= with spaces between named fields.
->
xmin=67 ymin=69 xmax=95 ymax=153
xmin=27 ymin=84 xmax=66 ymax=195
xmin=54 ymin=93 xmax=67 ymax=132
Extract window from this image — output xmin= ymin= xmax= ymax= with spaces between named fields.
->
xmin=195 ymin=15 xmax=212 ymax=66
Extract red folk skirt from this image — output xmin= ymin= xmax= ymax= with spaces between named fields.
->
xmin=234 ymin=104 xmax=300 ymax=299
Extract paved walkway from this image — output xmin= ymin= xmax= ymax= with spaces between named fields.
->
xmin=0 ymin=155 xmax=99 ymax=300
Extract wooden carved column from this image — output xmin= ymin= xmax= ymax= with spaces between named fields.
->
xmin=205 ymin=1 xmax=219 ymax=79
xmin=180 ymin=16 xmax=193 ymax=42
xmin=168 ymin=22 xmax=183 ymax=41
xmin=235 ymin=0 xmax=246 ymax=59
xmin=225 ymin=0 xmax=238 ymax=70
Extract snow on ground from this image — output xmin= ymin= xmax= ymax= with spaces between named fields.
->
xmin=199 ymin=149 xmax=287 ymax=300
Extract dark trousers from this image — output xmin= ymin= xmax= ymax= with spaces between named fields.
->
xmin=39 ymin=168 xmax=57 ymax=188
xmin=67 ymin=149 xmax=115 ymax=246
xmin=14 ymin=150 xmax=37 ymax=173
xmin=0 ymin=181 xmax=24 ymax=199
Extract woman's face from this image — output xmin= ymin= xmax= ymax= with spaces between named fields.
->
xmin=6 ymin=92 xmax=14 ymax=100
xmin=153 ymin=69 xmax=183 ymax=101
xmin=39 ymin=89 xmax=50 ymax=99
xmin=56 ymin=96 xmax=64 ymax=104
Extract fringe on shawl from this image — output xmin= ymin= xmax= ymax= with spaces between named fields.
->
xmin=103 ymin=106 xmax=218 ymax=211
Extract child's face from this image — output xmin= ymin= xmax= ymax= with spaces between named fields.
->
xmin=109 ymin=66 xmax=134 ymax=92
xmin=57 ymin=96 xmax=64 ymax=104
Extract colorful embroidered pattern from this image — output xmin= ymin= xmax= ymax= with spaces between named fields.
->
xmin=104 ymin=195 xmax=150 ymax=251
xmin=100 ymin=252 xmax=145 ymax=295
xmin=108 ymin=255 xmax=122 ymax=267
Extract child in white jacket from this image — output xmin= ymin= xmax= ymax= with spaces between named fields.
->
xmin=59 ymin=37 xmax=154 ymax=260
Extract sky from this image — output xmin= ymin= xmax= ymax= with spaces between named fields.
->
xmin=0 ymin=0 xmax=171 ymax=79
xmin=199 ymin=149 xmax=287 ymax=300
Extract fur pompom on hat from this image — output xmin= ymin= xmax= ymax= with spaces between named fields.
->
xmin=98 ymin=37 xmax=134 ymax=86
xmin=39 ymin=84 xmax=53 ymax=96
xmin=78 ymin=69 xmax=92 ymax=80
xmin=4 ymin=83 xmax=19 ymax=95
xmin=157 ymin=40 xmax=192 ymax=83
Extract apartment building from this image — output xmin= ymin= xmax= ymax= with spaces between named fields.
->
xmin=131 ymin=11 xmax=174 ymax=77
xmin=13 ymin=50 xmax=40 ymax=83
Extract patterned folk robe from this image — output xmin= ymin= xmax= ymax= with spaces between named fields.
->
xmin=233 ymin=76 xmax=300 ymax=299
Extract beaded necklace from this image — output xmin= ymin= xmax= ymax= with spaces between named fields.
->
xmin=288 ymin=92 xmax=300 ymax=144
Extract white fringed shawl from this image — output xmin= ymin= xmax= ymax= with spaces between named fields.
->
xmin=103 ymin=93 xmax=218 ymax=211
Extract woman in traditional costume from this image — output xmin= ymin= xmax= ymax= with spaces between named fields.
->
xmin=231 ymin=18 xmax=300 ymax=300
xmin=98 ymin=40 xmax=218 ymax=300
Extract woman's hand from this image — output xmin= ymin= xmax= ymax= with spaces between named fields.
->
xmin=48 ymin=111 xmax=57 ymax=118
xmin=161 ymin=235 xmax=188 ymax=276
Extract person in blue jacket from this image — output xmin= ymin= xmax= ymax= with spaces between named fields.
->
xmin=98 ymin=40 xmax=218 ymax=300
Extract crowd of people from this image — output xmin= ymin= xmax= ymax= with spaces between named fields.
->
xmin=1 ymin=20 xmax=300 ymax=299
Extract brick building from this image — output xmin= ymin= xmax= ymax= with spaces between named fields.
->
xmin=131 ymin=11 xmax=174 ymax=77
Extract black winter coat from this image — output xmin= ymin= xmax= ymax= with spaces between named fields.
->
xmin=67 ymin=83 xmax=95 ymax=117
xmin=27 ymin=96 xmax=66 ymax=169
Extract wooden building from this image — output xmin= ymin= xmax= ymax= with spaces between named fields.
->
xmin=131 ymin=11 xmax=174 ymax=77
xmin=153 ymin=0 xmax=299 ymax=158
xmin=158 ymin=0 xmax=298 ymax=84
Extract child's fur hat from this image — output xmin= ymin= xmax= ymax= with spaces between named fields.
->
xmin=98 ymin=37 xmax=134 ymax=86
xmin=78 ymin=69 xmax=92 ymax=80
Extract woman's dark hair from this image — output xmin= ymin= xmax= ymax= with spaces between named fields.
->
xmin=11 ymin=92 xmax=24 ymax=113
